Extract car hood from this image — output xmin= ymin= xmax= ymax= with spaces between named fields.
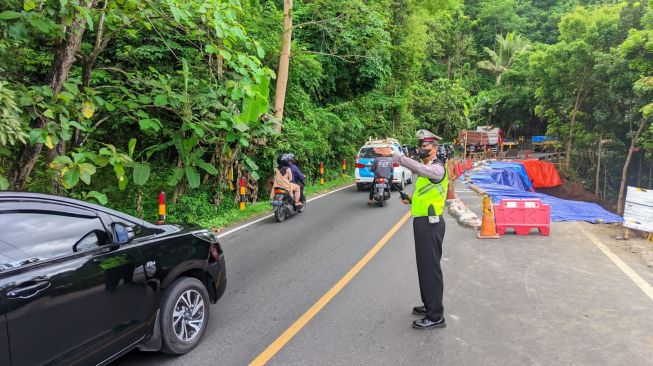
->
xmin=155 ymin=222 xmax=205 ymax=236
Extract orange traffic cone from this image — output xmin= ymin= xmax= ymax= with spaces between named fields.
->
xmin=445 ymin=165 xmax=456 ymax=204
xmin=446 ymin=183 xmax=456 ymax=200
xmin=477 ymin=194 xmax=500 ymax=239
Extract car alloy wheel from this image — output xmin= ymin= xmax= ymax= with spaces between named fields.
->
xmin=173 ymin=289 xmax=205 ymax=342
xmin=161 ymin=277 xmax=210 ymax=354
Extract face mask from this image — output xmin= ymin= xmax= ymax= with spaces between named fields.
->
xmin=417 ymin=147 xmax=433 ymax=159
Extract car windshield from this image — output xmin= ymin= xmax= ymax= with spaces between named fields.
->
xmin=359 ymin=147 xmax=379 ymax=158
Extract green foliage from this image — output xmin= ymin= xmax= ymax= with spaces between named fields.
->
xmin=1 ymin=0 xmax=652 ymax=221
xmin=470 ymin=0 xmax=528 ymax=49
xmin=477 ymin=32 xmax=529 ymax=84
xmin=0 ymin=81 xmax=27 ymax=146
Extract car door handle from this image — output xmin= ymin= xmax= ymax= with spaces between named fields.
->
xmin=7 ymin=280 xmax=51 ymax=299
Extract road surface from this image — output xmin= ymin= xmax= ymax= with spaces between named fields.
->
xmin=116 ymin=182 xmax=653 ymax=366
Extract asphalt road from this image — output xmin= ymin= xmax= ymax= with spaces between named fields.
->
xmin=116 ymin=182 xmax=653 ymax=366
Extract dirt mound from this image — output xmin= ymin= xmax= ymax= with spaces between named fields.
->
xmin=537 ymin=180 xmax=618 ymax=213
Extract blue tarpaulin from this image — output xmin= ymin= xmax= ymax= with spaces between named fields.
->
xmin=468 ymin=163 xmax=623 ymax=223
xmin=489 ymin=162 xmax=534 ymax=191
xmin=531 ymin=135 xmax=554 ymax=142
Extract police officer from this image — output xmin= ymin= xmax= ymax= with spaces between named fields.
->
xmin=374 ymin=129 xmax=448 ymax=330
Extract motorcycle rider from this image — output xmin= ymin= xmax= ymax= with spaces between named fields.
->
xmin=271 ymin=154 xmax=302 ymax=206
xmin=437 ymin=144 xmax=448 ymax=164
xmin=287 ymin=153 xmax=306 ymax=200
xmin=368 ymin=149 xmax=394 ymax=205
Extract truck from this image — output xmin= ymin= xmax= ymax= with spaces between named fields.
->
xmin=531 ymin=135 xmax=559 ymax=152
xmin=476 ymin=126 xmax=500 ymax=145
xmin=458 ymin=126 xmax=502 ymax=152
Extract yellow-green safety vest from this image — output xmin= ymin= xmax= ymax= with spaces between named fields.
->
xmin=412 ymin=168 xmax=448 ymax=217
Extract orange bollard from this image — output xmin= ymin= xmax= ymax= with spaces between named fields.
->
xmin=477 ymin=194 xmax=500 ymax=239
xmin=446 ymin=180 xmax=456 ymax=201
xmin=320 ymin=162 xmax=325 ymax=185
xmin=157 ymin=192 xmax=167 ymax=224
xmin=342 ymin=159 xmax=347 ymax=177
xmin=445 ymin=162 xmax=456 ymax=201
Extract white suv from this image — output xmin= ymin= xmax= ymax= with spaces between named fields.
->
xmin=355 ymin=139 xmax=412 ymax=191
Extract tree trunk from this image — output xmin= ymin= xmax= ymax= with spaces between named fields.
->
xmin=565 ymin=86 xmax=583 ymax=169
xmin=10 ymin=0 xmax=96 ymax=190
xmin=603 ymin=160 xmax=607 ymax=200
xmin=617 ymin=119 xmax=648 ymax=215
xmin=595 ymin=129 xmax=603 ymax=196
xmin=74 ymin=0 xmax=110 ymax=148
xmin=173 ymin=156 xmax=185 ymax=204
xmin=273 ymin=0 xmax=293 ymax=133
xmin=637 ymin=150 xmax=643 ymax=187
xmin=47 ymin=140 xmax=67 ymax=194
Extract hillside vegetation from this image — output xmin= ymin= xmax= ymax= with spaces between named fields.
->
xmin=0 ymin=0 xmax=651 ymax=220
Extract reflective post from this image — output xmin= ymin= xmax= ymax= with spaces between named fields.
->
xmin=239 ymin=177 xmax=247 ymax=211
xmin=157 ymin=192 xmax=167 ymax=225
xmin=320 ymin=162 xmax=325 ymax=185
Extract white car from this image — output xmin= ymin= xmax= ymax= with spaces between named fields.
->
xmin=355 ymin=140 xmax=412 ymax=191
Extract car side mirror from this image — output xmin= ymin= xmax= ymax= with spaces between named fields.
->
xmin=113 ymin=223 xmax=135 ymax=245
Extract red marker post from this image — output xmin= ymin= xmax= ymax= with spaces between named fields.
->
xmin=341 ymin=159 xmax=347 ymax=177
xmin=239 ymin=177 xmax=247 ymax=211
xmin=157 ymin=192 xmax=167 ymax=225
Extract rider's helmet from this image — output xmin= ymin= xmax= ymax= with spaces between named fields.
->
xmin=287 ymin=153 xmax=296 ymax=165
xmin=277 ymin=153 xmax=292 ymax=167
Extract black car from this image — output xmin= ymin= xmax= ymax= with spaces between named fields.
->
xmin=0 ymin=192 xmax=226 ymax=366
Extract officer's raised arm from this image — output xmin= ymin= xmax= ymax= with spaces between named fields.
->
xmin=373 ymin=130 xmax=445 ymax=181
xmin=392 ymin=155 xmax=444 ymax=180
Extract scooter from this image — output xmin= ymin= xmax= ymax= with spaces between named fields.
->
xmin=372 ymin=177 xmax=391 ymax=207
xmin=271 ymin=187 xmax=306 ymax=222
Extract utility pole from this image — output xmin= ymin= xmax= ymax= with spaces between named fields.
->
xmin=273 ymin=0 xmax=293 ymax=133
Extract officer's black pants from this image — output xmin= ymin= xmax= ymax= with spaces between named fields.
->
xmin=413 ymin=216 xmax=446 ymax=320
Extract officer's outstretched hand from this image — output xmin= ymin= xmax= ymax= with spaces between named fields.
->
xmin=399 ymin=193 xmax=412 ymax=205
xmin=374 ymin=147 xmax=393 ymax=157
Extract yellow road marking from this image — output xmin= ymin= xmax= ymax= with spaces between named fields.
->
xmin=249 ymin=211 xmax=412 ymax=366
xmin=578 ymin=224 xmax=653 ymax=302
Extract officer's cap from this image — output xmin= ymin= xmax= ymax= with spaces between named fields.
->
xmin=416 ymin=129 xmax=441 ymax=143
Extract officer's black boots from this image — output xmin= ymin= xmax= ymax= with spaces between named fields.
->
xmin=412 ymin=316 xmax=446 ymax=330
xmin=412 ymin=305 xmax=427 ymax=315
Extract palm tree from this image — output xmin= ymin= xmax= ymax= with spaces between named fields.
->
xmin=477 ymin=32 xmax=529 ymax=85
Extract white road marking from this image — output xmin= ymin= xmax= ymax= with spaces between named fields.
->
xmin=578 ymin=224 xmax=653 ymax=302
xmin=215 ymin=184 xmax=355 ymax=239
xmin=306 ymin=184 xmax=356 ymax=203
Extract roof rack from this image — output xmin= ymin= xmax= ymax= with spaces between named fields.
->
xmin=366 ymin=137 xmax=400 ymax=145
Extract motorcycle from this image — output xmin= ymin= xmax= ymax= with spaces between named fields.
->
xmin=271 ymin=186 xmax=306 ymax=222
xmin=372 ymin=177 xmax=391 ymax=207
